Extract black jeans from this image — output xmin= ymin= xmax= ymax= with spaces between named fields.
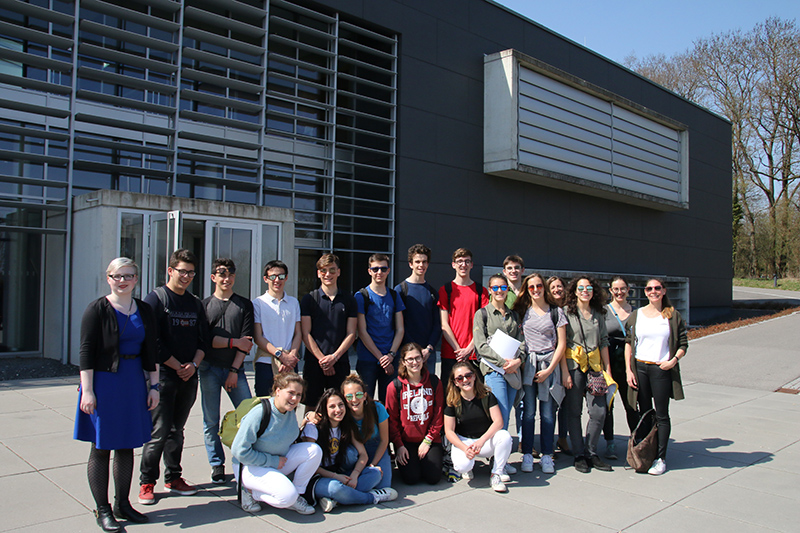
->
xmin=140 ymin=371 xmax=198 ymax=485
xmin=635 ymin=361 xmax=672 ymax=460
xmin=397 ymin=441 xmax=443 ymax=485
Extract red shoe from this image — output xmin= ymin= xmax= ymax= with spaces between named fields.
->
xmin=165 ymin=478 xmax=198 ymax=496
xmin=138 ymin=483 xmax=156 ymax=505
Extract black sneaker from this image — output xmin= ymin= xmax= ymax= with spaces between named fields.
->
xmin=574 ymin=456 xmax=590 ymax=473
xmin=211 ymin=465 xmax=226 ymax=484
xmin=590 ymin=455 xmax=613 ymax=472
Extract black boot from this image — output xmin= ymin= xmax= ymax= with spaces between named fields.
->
xmin=95 ymin=504 xmax=122 ymax=532
xmin=113 ymin=499 xmax=149 ymax=523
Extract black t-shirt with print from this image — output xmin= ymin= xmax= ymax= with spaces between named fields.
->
xmin=443 ymin=392 xmax=498 ymax=439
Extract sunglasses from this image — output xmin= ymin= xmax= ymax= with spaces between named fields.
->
xmin=610 ymin=287 xmax=628 ymax=294
xmin=490 ymin=285 xmax=508 ymax=292
xmin=344 ymin=391 xmax=365 ymax=401
xmin=454 ymin=372 xmax=475 ymax=383
xmin=527 ymin=283 xmax=544 ymax=292
xmin=369 ymin=266 xmax=389 ymax=273
xmin=214 ymin=269 xmax=235 ymax=277
xmin=266 ymin=273 xmax=287 ymax=281
xmin=577 ymin=285 xmax=593 ymax=292
xmin=645 ymin=285 xmax=663 ymax=292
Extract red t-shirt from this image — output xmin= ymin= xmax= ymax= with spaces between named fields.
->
xmin=438 ymin=282 xmax=490 ymax=360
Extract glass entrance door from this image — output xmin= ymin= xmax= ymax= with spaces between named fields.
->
xmin=206 ymin=222 xmax=256 ymax=298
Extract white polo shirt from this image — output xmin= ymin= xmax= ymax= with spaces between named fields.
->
xmin=252 ymin=291 xmax=301 ymax=364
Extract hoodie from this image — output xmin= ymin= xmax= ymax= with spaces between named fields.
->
xmin=386 ymin=368 xmax=444 ymax=448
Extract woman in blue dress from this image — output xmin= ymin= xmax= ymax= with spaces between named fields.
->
xmin=74 ymin=258 xmax=160 ymax=532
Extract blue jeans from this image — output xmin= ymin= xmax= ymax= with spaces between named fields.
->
xmin=483 ymin=371 xmax=517 ymax=430
xmin=198 ymin=362 xmax=252 ymax=467
xmin=314 ymin=446 xmax=381 ymax=505
xmin=365 ymin=439 xmax=393 ymax=489
xmin=355 ymin=359 xmax=395 ymax=404
xmin=521 ymin=383 xmax=557 ymax=456
xmin=254 ymin=362 xmax=274 ymax=397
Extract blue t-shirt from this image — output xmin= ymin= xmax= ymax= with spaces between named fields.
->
xmin=354 ymin=401 xmax=389 ymax=449
xmin=395 ymin=281 xmax=441 ymax=350
xmin=355 ymin=287 xmax=405 ymax=361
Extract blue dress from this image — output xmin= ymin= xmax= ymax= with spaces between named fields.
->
xmin=73 ymin=309 xmax=153 ymax=450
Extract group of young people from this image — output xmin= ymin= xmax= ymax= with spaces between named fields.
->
xmin=73 ymin=245 xmax=687 ymax=531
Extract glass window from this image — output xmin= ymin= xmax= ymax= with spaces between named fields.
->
xmin=120 ymin=212 xmax=144 ymax=298
xmin=0 ymin=231 xmax=41 ymax=352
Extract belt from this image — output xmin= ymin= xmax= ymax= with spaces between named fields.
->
xmin=635 ymin=359 xmax=659 ymax=365
xmin=120 ymin=354 xmax=139 ymax=360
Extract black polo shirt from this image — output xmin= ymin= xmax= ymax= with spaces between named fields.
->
xmin=300 ymin=288 xmax=358 ymax=359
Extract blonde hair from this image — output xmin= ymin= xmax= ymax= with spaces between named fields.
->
xmin=106 ymin=257 xmax=138 ymax=276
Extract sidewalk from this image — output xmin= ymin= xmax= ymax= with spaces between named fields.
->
xmin=2 ymin=315 xmax=800 ymax=532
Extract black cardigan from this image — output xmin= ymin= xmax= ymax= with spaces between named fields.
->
xmin=79 ymin=296 xmax=158 ymax=372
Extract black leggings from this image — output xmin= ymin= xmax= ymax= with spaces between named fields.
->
xmin=87 ymin=445 xmax=134 ymax=508
xmin=397 ymin=441 xmax=443 ymax=485
xmin=635 ymin=361 xmax=672 ymax=460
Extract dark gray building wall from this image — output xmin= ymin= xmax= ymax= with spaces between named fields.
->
xmin=325 ymin=0 xmax=732 ymax=314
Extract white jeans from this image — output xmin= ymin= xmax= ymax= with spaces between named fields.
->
xmin=237 ymin=442 xmax=322 ymax=508
xmin=450 ymin=429 xmax=512 ymax=476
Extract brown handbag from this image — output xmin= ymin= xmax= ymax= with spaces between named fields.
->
xmin=626 ymin=409 xmax=658 ymax=473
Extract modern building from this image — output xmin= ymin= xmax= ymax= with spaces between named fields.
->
xmin=0 ymin=0 xmax=731 ymax=363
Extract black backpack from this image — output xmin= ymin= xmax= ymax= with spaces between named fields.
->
xmin=392 ymin=374 xmax=440 ymax=407
xmin=359 ymin=287 xmax=399 ymax=322
xmin=398 ymin=280 xmax=438 ymax=307
xmin=441 ymin=281 xmax=483 ymax=313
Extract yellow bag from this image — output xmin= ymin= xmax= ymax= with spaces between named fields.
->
xmin=219 ymin=396 xmax=271 ymax=448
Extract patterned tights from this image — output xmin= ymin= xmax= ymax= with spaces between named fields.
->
xmin=87 ymin=444 xmax=134 ymax=507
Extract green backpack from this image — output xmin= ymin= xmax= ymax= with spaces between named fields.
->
xmin=219 ymin=397 xmax=272 ymax=448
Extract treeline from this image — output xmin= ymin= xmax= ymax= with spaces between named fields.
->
xmin=625 ymin=18 xmax=800 ymax=278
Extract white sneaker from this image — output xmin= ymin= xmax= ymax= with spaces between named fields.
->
xmin=461 ymin=469 xmax=474 ymax=480
xmin=541 ymin=454 xmax=555 ymax=474
xmin=240 ymin=488 xmax=261 ymax=513
xmin=521 ymin=454 xmax=534 ymax=473
xmin=287 ymin=495 xmax=315 ymax=515
xmin=648 ymin=458 xmax=667 ymax=476
xmin=319 ymin=497 xmax=338 ymax=513
xmin=499 ymin=472 xmax=511 ymax=483
xmin=490 ymin=474 xmax=507 ymax=493
xmin=370 ymin=487 xmax=398 ymax=504
xmin=504 ymin=463 xmax=517 ymax=475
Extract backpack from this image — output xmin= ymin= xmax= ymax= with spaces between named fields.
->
xmin=398 ymin=280 xmax=438 ymax=307
xmin=626 ymin=408 xmax=659 ymax=473
xmin=358 ymin=287 xmax=398 ymax=321
xmin=218 ymin=397 xmax=272 ymax=503
xmin=219 ymin=397 xmax=272 ymax=448
xmin=442 ymin=281 xmax=483 ymax=313
xmin=453 ymin=393 xmax=490 ymax=422
xmin=393 ymin=374 xmax=440 ymax=407
xmin=153 ymin=285 xmax=205 ymax=321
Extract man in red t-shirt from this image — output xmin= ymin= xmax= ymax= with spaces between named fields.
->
xmin=438 ymin=248 xmax=489 ymax=381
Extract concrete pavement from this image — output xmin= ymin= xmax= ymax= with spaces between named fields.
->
xmin=2 ymin=312 xmax=800 ymax=532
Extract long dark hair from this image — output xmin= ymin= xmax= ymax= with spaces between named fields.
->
xmin=565 ymin=275 xmax=607 ymax=316
xmin=512 ymin=273 xmax=547 ymax=317
xmin=314 ymin=388 xmax=357 ymax=470
xmin=341 ymin=373 xmax=378 ymax=443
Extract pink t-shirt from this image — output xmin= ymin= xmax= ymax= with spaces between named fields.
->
xmin=438 ymin=282 xmax=490 ymax=360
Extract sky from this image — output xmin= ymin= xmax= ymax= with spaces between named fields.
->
xmin=494 ymin=0 xmax=799 ymax=65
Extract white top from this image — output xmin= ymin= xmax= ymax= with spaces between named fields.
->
xmin=634 ymin=312 xmax=670 ymax=363
xmin=252 ymin=292 xmax=300 ymax=364
xmin=301 ymin=423 xmax=341 ymax=467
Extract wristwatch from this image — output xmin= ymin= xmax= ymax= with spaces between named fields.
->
xmin=274 ymin=349 xmax=283 ymax=361
xmin=230 ymin=366 xmax=240 ymax=374
xmin=387 ymin=351 xmax=395 ymax=358
xmin=150 ymin=383 xmax=160 ymax=392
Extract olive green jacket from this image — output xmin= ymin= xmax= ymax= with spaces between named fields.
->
xmin=624 ymin=309 xmax=688 ymax=407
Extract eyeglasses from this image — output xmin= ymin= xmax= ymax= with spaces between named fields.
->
xmin=214 ymin=268 xmax=235 ymax=277
xmin=108 ymin=274 xmax=136 ymax=282
xmin=454 ymin=372 xmax=475 ymax=383
xmin=527 ymin=283 xmax=544 ymax=292
xmin=404 ymin=356 xmax=423 ymax=364
xmin=368 ymin=266 xmax=389 ymax=273
xmin=344 ymin=391 xmax=365 ymax=401
xmin=266 ymin=273 xmax=287 ymax=281
xmin=577 ymin=285 xmax=593 ymax=292
xmin=645 ymin=285 xmax=663 ymax=293
xmin=454 ymin=259 xmax=472 ymax=265
xmin=610 ymin=287 xmax=628 ymax=294
xmin=490 ymin=285 xmax=508 ymax=292
xmin=173 ymin=268 xmax=196 ymax=278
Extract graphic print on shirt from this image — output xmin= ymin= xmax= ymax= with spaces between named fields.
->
xmin=171 ymin=310 xmax=197 ymax=328
xmin=403 ymin=386 xmax=433 ymax=423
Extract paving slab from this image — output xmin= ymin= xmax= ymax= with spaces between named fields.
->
xmin=624 ymin=505 xmax=781 ymax=533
